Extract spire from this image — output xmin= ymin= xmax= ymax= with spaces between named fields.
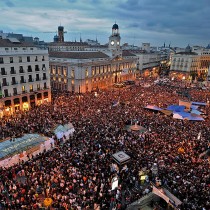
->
xmin=75 ymin=38 xmax=77 ymax=42
xmin=163 ymin=42 xmax=165 ymax=47
xmin=96 ymin=35 xmax=98 ymax=43
xmin=80 ymin=33 xmax=82 ymax=42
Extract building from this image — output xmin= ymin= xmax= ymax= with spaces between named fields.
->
xmin=49 ymin=23 xmax=137 ymax=93
xmin=170 ymin=45 xmax=210 ymax=81
xmin=0 ymin=38 xmax=51 ymax=117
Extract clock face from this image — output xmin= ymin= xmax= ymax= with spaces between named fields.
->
xmin=111 ymin=40 xmax=114 ymax=46
xmin=117 ymin=41 xmax=120 ymax=45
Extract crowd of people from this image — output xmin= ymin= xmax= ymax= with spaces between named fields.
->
xmin=0 ymin=78 xmax=209 ymax=210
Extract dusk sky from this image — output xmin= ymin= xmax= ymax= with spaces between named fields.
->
xmin=0 ymin=0 xmax=210 ymax=47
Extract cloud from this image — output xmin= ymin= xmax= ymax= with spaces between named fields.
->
xmin=0 ymin=0 xmax=210 ymax=46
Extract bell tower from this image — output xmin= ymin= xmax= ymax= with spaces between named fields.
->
xmin=109 ymin=23 xmax=122 ymax=58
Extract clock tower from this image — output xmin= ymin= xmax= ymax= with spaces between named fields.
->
xmin=109 ymin=23 xmax=122 ymax=58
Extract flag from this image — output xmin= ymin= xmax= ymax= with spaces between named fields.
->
xmin=112 ymin=101 xmax=119 ymax=107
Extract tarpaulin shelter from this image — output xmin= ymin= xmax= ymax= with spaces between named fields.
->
xmin=53 ymin=123 xmax=75 ymax=139
xmin=145 ymin=105 xmax=163 ymax=111
xmin=167 ymin=105 xmax=185 ymax=112
xmin=191 ymin=101 xmax=207 ymax=106
xmin=0 ymin=134 xmax=48 ymax=159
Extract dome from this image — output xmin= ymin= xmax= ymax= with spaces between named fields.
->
xmin=58 ymin=26 xmax=64 ymax=31
xmin=185 ymin=44 xmax=191 ymax=52
xmin=112 ymin=23 xmax=119 ymax=29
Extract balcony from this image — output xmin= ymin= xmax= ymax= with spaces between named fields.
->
xmin=4 ymin=93 xmax=11 ymax=98
xmin=2 ymin=82 xmax=9 ymax=86
xmin=13 ymin=92 xmax=18 ymax=96
xmin=27 ymin=68 xmax=32 ymax=72
xmin=20 ymin=80 xmax=26 ymax=83
xmin=1 ymin=71 xmax=7 ymax=75
xmin=19 ymin=70 xmax=25 ymax=73
xmin=11 ymin=81 xmax=18 ymax=85
xmin=29 ymin=89 xmax=34 ymax=92
xmin=28 ymin=79 xmax=34 ymax=82
xmin=22 ymin=90 xmax=27 ymax=94
xmin=36 ymin=78 xmax=41 ymax=81
xmin=43 ymin=86 xmax=49 ymax=89
xmin=43 ymin=77 xmax=47 ymax=80
xmin=35 ymin=68 xmax=40 ymax=71
xmin=10 ymin=70 xmax=16 ymax=74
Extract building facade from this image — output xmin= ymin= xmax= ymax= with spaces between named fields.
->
xmin=0 ymin=38 xmax=51 ymax=117
xmin=170 ymin=46 xmax=210 ymax=81
xmin=49 ymin=23 xmax=137 ymax=93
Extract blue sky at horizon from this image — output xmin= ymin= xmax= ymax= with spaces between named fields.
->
xmin=0 ymin=0 xmax=210 ymax=47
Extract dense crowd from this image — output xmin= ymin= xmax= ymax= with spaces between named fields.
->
xmin=0 ymin=79 xmax=209 ymax=210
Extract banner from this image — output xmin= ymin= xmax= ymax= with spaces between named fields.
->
xmin=152 ymin=185 xmax=169 ymax=203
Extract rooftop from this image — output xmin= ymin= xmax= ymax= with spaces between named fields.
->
xmin=49 ymin=51 xmax=110 ymax=59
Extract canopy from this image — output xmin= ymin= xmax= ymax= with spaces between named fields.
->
xmin=160 ymin=109 xmax=173 ymax=116
xmin=167 ymin=105 xmax=185 ymax=112
xmin=191 ymin=101 xmax=207 ymax=106
xmin=191 ymin=109 xmax=202 ymax=115
xmin=0 ymin=134 xmax=48 ymax=159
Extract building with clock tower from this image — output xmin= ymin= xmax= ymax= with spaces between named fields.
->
xmin=109 ymin=23 xmax=122 ymax=58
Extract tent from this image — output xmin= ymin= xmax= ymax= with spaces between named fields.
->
xmin=53 ymin=123 xmax=75 ymax=139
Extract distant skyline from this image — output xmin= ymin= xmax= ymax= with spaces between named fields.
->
xmin=0 ymin=0 xmax=210 ymax=47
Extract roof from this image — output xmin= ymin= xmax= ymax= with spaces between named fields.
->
xmin=49 ymin=51 xmax=110 ymax=59
xmin=112 ymin=23 xmax=119 ymax=29
xmin=49 ymin=41 xmax=89 ymax=46
xmin=0 ymin=38 xmax=35 ymax=47
xmin=175 ymin=52 xmax=197 ymax=55
xmin=122 ymin=50 xmax=136 ymax=57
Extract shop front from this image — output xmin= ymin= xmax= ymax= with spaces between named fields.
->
xmin=14 ymin=98 xmax=20 ymax=112
xmin=22 ymin=96 xmax=29 ymax=111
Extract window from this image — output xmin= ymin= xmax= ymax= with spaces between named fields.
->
xmin=13 ymin=88 xmax=17 ymax=95
xmin=27 ymin=56 xmax=30 ymax=62
xmin=85 ymin=69 xmax=88 ymax=77
xmin=29 ymin=85 xmax=33 ymax=92
xmin=14 ymin=48 xmax=18 ymax=50
xmin=22 ymin=86 xmax=25 ymax=92
xmin=42 ymin=56 xmax=45 ymax=61
xmin=30 ymin=48 xmax=33 ymax=50
xmin=5 ymin=48 xmax=9 ymax=51
xmin=1 ymin=68 xmax=6 ymax=75
xmin=37 ymin=84 xmax=40 ymax=90
xmin=35 ymin=56 xmax=38 ymax=61
xmin=71 ymin=69 xmax=75 ymax=78
xmin=4 ymin=89 xmax=9 ymax=97
xmin=19 ymin=56 xmax=22 ymax=62
xmin=10 ymin=57 xmax=13 ymax=63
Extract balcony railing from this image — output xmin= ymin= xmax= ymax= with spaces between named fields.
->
xmin=22 ymin=90 xmax=27 ymax=94
xmin=10 ymin=70 xmax=16 ymax=74
xmin=20 ymin=80 xmax=26 ymax=83
xmin=29 ymin=89 xmax=34 ymax=92
xmin=27 ymin=68 xmax=32 ymax=72
xmin=2 ymin=82 xmax=9 ymax=86
xmin=43 ymin=77 xmax=47 ymax=80
xmin=13 ymin=92 xmax=18 ymax=96
xmin=36 ymin=78 xmax=41 ymax=81
xmin=28 ymin=79 xmax=34 ymax=82
xmin=3 ymin=93 xmax=11 ymax=98
xmin=19 ymin=70 xmax=25 ymax=73
xmin=1 ymin=72 xmax=7 ymax=75
xmin=35 ymin=68 xmax=40 ymax=71
xmin=11 ymin=81 xmax=18 ymax=85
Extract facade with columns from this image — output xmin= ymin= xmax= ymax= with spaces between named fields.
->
xmin=49 ymin=23 xmax=137 ymax=93
xmin=0 ymin=38 xmax=51 ymax=117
